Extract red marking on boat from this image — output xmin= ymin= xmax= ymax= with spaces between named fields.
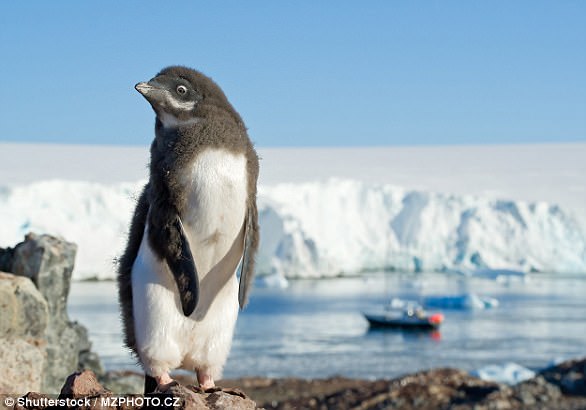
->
xmin=429 ymin=313 xmax=444 ymax=324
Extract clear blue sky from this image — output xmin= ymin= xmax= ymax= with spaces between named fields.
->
xmin=0 ymin=1 xmax=584 ymax=147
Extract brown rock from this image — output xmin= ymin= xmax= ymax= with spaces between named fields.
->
xmin=230 ymin=365 xmax=585 ymax=410
xmin=59 ymin=370 xmax=107 ymax=398
xmin=155 ymin=383 xmax=257 ymax=410
xmin=17 ymin=370 xmax=258 ymax=409
xmin=13 ymin=392 xmax=51 ymax=410
xmin=156 ymin=384 xmax=209 ymax=409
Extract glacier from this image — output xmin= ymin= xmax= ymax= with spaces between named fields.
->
xmin=0 ymin=178 xmax=585 ymax=280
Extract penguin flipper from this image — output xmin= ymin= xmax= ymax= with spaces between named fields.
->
xmin=166 ymin=217 xmax=199 ymax=316
xmin=117 ymin=184 xmax=150 ymax=356
xmin=238 ymin=204 xmax=259 ymax=309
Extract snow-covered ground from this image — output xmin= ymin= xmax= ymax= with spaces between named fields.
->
xmin=0 ymin=142 xmax=584 ymax=279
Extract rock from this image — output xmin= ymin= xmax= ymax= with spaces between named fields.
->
xmin=156 ymin=384 xmax=210 ymax=409
xmin=18 ymin=370 xmax=259 ymax=410
xmin=12 ymin=233 xmax=77 ymax=299
xmin=540 ymin=357 xmax=586 ymax=396
xmin=12 ymin=359 xmax=586 ymax=409
xmin=0 ymin=271 xmax=48 ymax=395
xmin=0 ymin=245 xmax=15 ymax=272
xmin=0 ymin=338 xmax=46 ymax=395
xmin=60 ymin=370 xmax=107 ymax=398
xmin=0 ymin=233 xmax=104 ymax=393
xmin=240 ymin=369 xmax=508 ymax=410
xmin=13 ymin=392 xmax=52 ymax=410
xmin=514 ymin=375 xmax=562 ymax=403
xmin=12 ymin=233 xmax=78 ymax=352
xmin=473 ymin=375 xmax=563 ymax=409
xmin=156 ymin=384 xmax=256 ymax=410
xmin=206 ymin=389 xmax=255 ymax=410
xmin=223 ymin=360 xmax=586 ymax=410
xmin=0 ymin=272 xmax=48 ymax=339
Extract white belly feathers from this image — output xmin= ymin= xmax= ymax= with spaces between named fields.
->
xmin=181 ymin=148 xmax=248 ymax=278
xmin=131 ymin=148 xmax=248 ymax=377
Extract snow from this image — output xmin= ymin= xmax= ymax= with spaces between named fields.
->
xmin=424 ymin=293 xmax=499 ymax=310
xmin=471 ymin=362 xmax=536 ymax=385
xmin=0 ymin=178 xmax=585 ymax=280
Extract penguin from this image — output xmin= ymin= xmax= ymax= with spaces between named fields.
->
xmin=117 ymin=66 xmax=259 ymax=393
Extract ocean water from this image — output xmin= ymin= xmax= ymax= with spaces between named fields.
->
xmin=67 ymin=272 xmax=586 ymax=380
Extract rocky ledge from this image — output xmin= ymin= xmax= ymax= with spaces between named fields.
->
xmin=16 ymin=370 xmax=257 ymax=410
xmin=92 ymin=358 xmax=586 ymax=409
xmin=14 ymin=358 xmax=585 ymax=409
xmin=0 ymin=233 xmax=102 ymax=393
xmin=229 ymin=358 xmax=586 ymax=409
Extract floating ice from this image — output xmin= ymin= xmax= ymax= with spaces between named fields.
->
xmin=424 ymin=293 xmax=499 ymax=310
xmin=471 ymin=362 xmax=536 ymax=385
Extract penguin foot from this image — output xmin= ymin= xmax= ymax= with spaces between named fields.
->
xmin=154 ymin=373 xmax=177 ymax=392
xmin=196 ymin=371 xmax=215 ymax=390
xmin=204 ymin=386 xmax=248 ymax=398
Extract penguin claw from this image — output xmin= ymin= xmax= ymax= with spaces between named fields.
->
xmin=186 ymin=385 xmax=205 ymax=393
xmin=194 ymin=385 xmax=247 ymax=397
xmin=215 ymin=387 xmax=248 ymax=398
xmin=153 ymin=375 xmax=179 ymax=393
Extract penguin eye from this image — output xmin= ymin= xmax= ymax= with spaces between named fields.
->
xmin=176 ymin=85 xmax=188 ymax=95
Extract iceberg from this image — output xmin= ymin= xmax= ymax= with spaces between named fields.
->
xmin=424 ymin=293 xmax=499 ymax=310
xmin=0 ymin=178 xmax=585 ymax=280
xmin=471 ymin=362 xmax=536 ymax=385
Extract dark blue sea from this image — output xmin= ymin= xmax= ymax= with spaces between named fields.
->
xmin=68 ymin=272 xmax=586 ymax=379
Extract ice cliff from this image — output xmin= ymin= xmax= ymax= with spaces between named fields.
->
xmin=0 ymin=179 xmax=584 ymax=279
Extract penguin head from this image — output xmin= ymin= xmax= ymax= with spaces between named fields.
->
xmin=135 ymin=66 xmax=238 ymax=129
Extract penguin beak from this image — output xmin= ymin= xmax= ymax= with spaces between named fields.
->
xmin=135 ymin=81 xmax=167 ymax=107
xmin=135 ymin=82 xmax=156 ymax=97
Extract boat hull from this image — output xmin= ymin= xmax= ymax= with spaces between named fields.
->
xmin=364 ymin=313 xmax=440 ymax=330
